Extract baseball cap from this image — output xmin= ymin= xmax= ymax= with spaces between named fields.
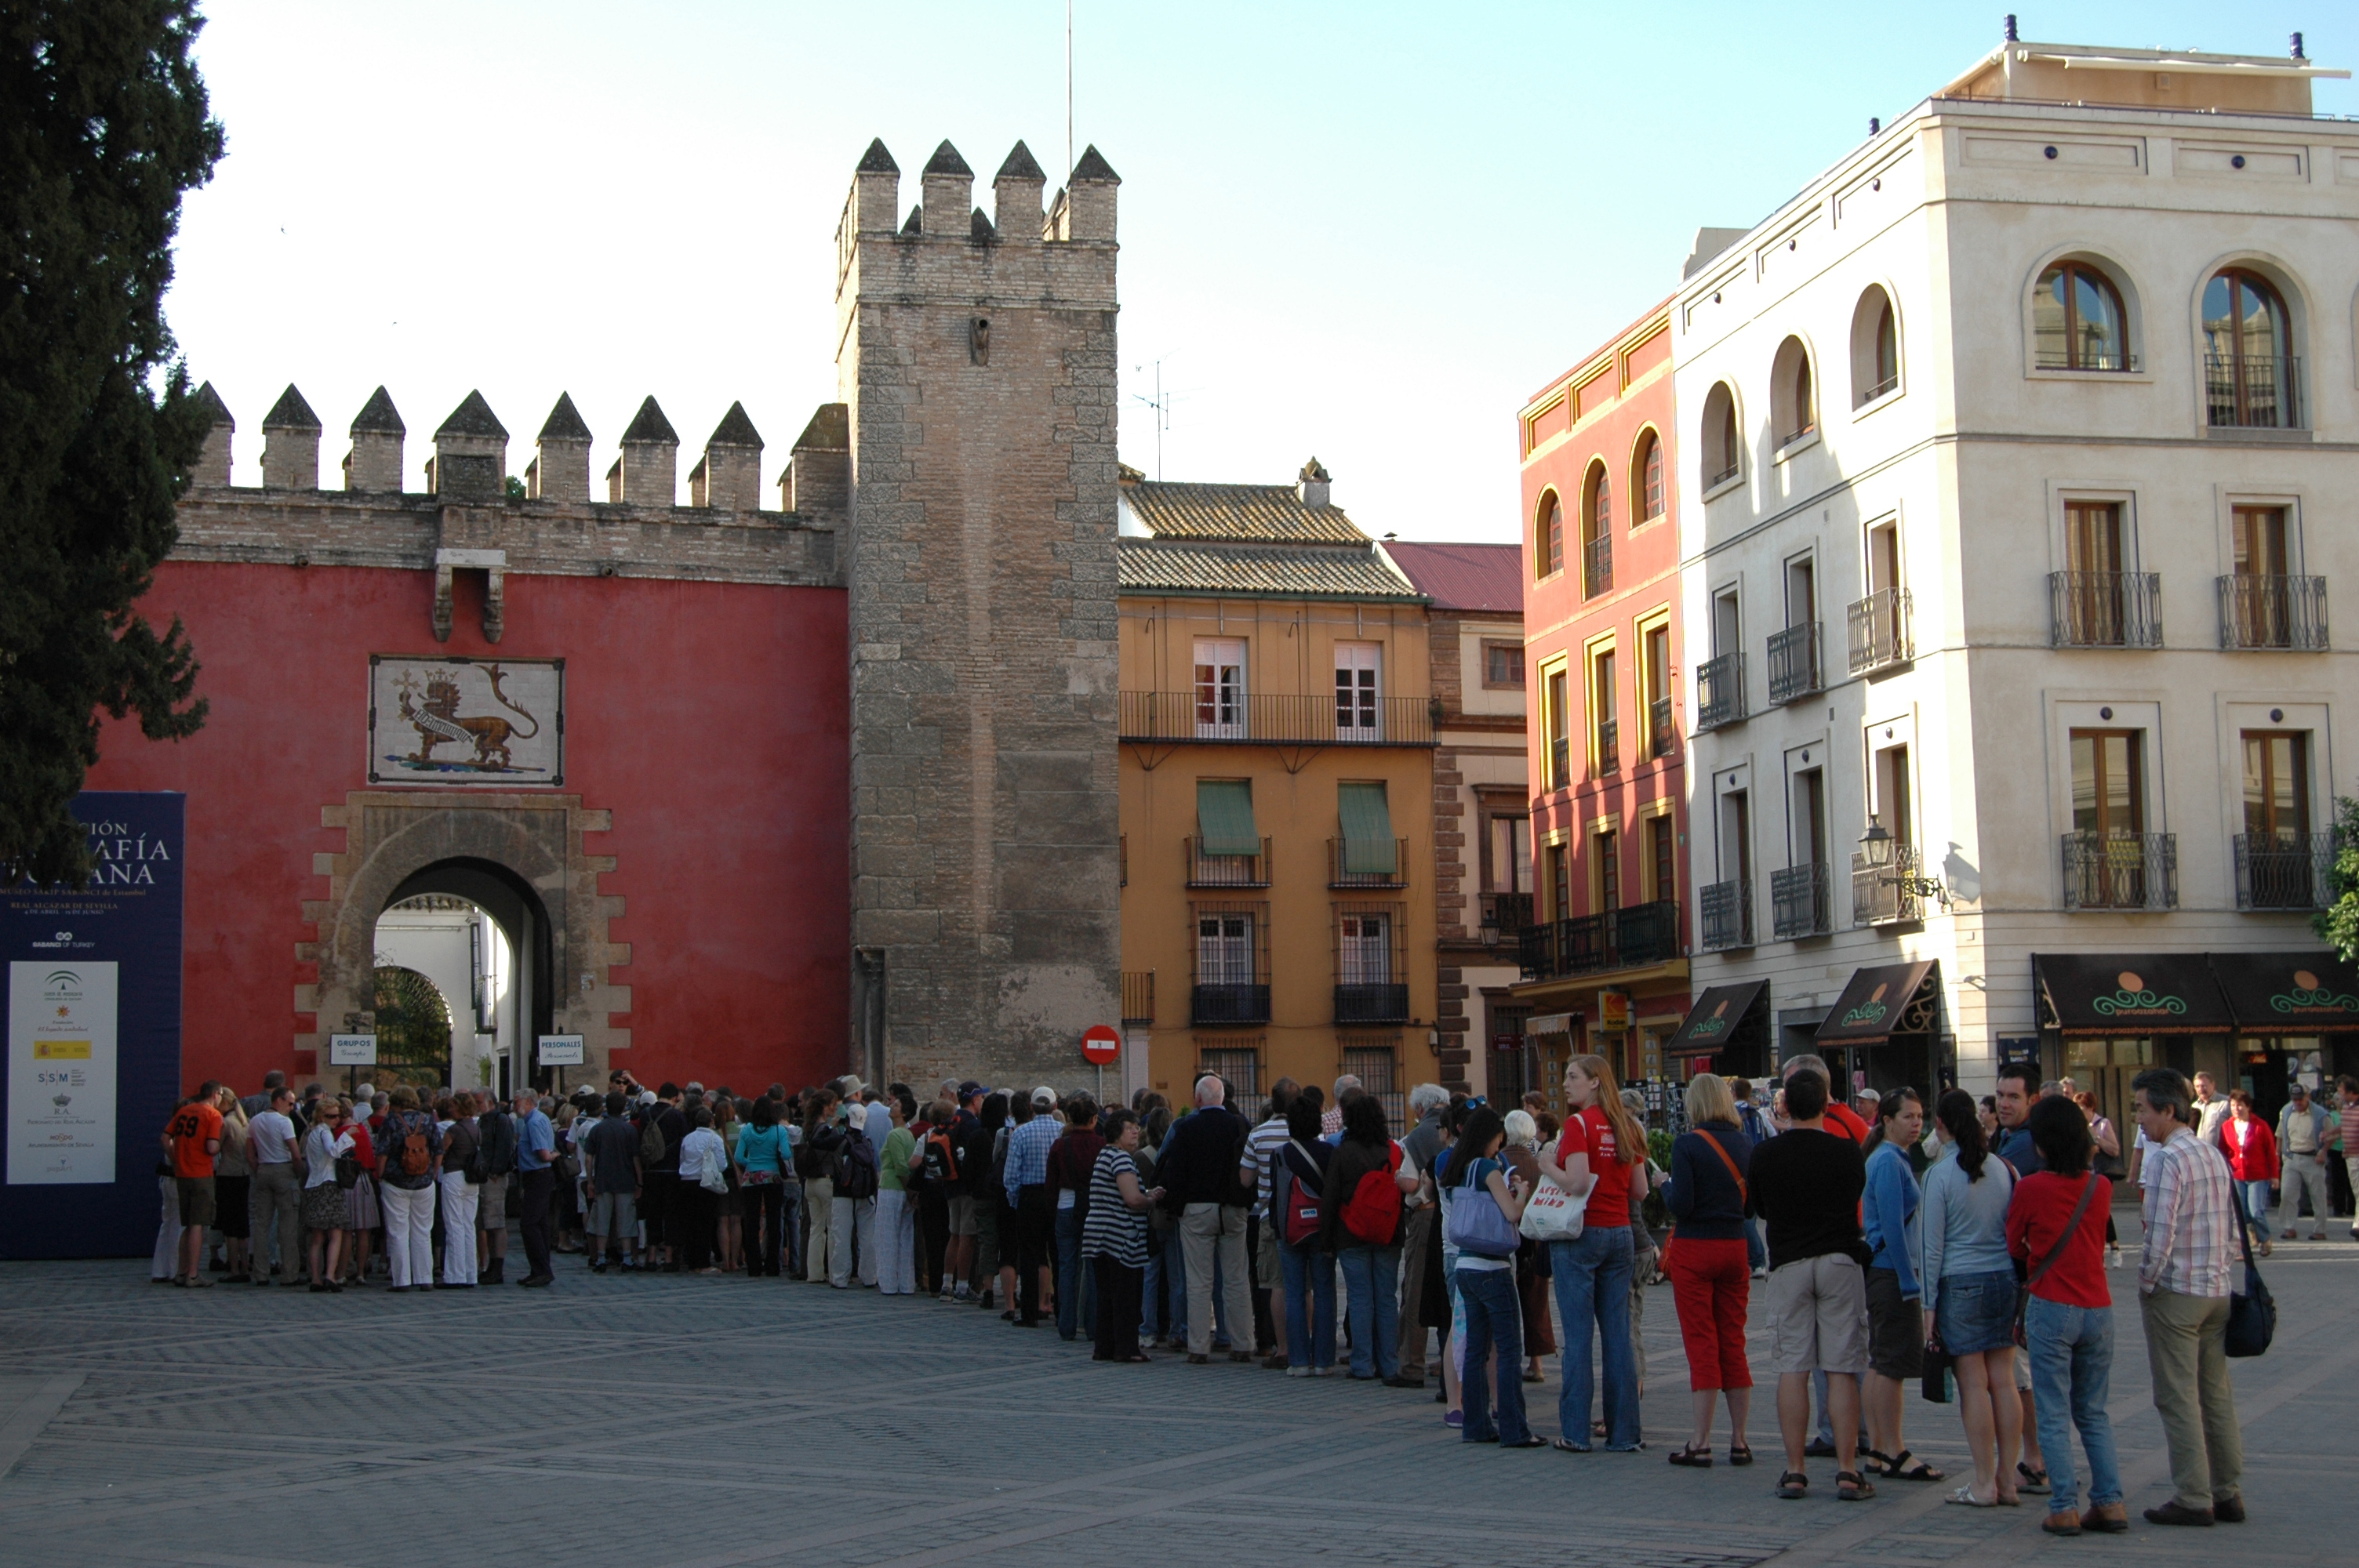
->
xmin=958 ymin=1080 xmax=983 ymax=1101
xmin=1030 ymin=1085 xmax=1056 ymax=1108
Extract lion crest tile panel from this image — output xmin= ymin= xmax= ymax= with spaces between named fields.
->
xmin=369 ymin=657 xmax=564 ymax=786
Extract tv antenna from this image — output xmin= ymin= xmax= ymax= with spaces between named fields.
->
xmin=1131 ymin=357 xmax=1177 ymax=479
xmin=1065 ymin=0 xmax=1074 ymax=183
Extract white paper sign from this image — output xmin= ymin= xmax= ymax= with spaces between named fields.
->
xmin=9 ymin=960 xmax=118 ymax=1185
xmin=329 ymin=1034 xmax=377 ymax=1065
xmin=536 ymin=1035 xmax=584 ymax=1066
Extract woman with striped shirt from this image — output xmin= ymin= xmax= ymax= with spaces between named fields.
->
xmin=1084 ymin=1109 xmax=1161 ymax=1363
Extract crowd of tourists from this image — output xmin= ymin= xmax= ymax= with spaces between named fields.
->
xmin=155 ymin=1054 xmax=2350 ymax=1532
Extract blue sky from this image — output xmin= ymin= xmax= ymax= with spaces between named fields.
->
xmin=167 ymin=2 xmax=2354 ymax=543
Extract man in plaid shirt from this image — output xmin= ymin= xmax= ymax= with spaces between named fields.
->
xmin=2131 ymin=1068 xmax=2244 ymax=1527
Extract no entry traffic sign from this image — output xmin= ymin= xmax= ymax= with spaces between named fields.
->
xmin=1081 ymin=1024 xmax=1121 ymax=1065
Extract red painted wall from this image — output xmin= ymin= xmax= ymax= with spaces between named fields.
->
xmin=84 ymin=560 xmax=850 ymax=1094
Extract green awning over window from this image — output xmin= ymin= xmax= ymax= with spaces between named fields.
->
xmin=1339 ymin=781 xmax=1397 ymax=874
xmin=1196 ymin=779 xmax=1259 ymax=855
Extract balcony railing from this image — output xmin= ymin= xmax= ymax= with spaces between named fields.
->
xmin=1707 ymin=459 xmax=1740 ymax=490
xmin=2234 ymin=832 xmax=2338 ymax=912
xmin=1771 ymin=862 xmax=1831 ymax=939
xmin=1190 ymin=982 xmax=1270 ymax=1025
xmin=2035 ymin=349 xmax=2139 ymax=372
xmin=1861 ymin=370 xmax=1900 ymax=403
xmin=1334 ymin=983 xmax=1410 ymax=1025
xmin=1329 ymin=838 xmax=1408 ymax=890
xmin=2216 ymin=575 xmax=2328 ymax=651
xmin=2050 ymin=572 xmax=2164 ymax=648
xmin=2061 ymin=831 xmax=2179 ymax=911
xmin=1695 ymin=652 xmax=1747 ymax=732
xmin=1699 ymin=878 xmax=1754 ymax=951
xmin=1583 ymin=535 xmax=1613 ymax=598
xmin=1847 ymin=587 xmax=1913 ymax=675
xmin=1516 ymin=899 xmax=1681 ymax=982
xmin=1186 ymin=836 xmax=1271 ymax=888
xmin=1548 ymin=735 xmax=1571 ymax=789
xmin=1852 ymin=844 xmax=1923 ymax=927
xmin=1766 ymin=622 xmax=1821 ymax=706
xmin=2205 ymin=352 xmax=2300 ymax=430
xmin=1119 ymin=691 xmax=1436 ymax=746
xmin=1595 ymin=716 xmax=1619 ymax=775
xmin=1648 ymin=695 xmax=1675 ymax=757
xmin=1481 ymin=891 xmax=1534 ymax=937
xmin=1121 ymin=971 xmax=1154 ymax=1025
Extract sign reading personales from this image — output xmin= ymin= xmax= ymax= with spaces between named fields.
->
xmin=2 ymin=793 xmax=184 ymax=1258
xmin=369 ymin=656 xmax=564 ymax=786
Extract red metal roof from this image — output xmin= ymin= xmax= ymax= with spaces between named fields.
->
xmin=1376 ymin=541 xmax=1523 ymax=614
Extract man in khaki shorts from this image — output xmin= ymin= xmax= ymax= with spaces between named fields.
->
xmin=1745 ymin=1069 xmax=1875 ymax=1502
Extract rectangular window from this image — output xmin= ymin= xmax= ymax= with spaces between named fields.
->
xmin=2231 ymin=506 xmax=2288 ymax=578
xmin=2066 ymin=502 xmax=2123 ymax=575
xmin=1794 ymin=768 xmax=1826 ymax=866
xmin=1341 ymin=1041 xmax=1405 ymax=1128
xmin=1595 ymin=829 xmax=1620 ymax=913
xmin=1545 ymin=665 xmax=1570 ymax=789
xmin=1592 ymin=648 xmax=1617 ymax=772
xmin=1336 ymin=779 xmax=1399 ymax=880
xmin=1648 ymin=814 xmax=1676 ymax=905
xmin=1335 ymin=643 xmax=1381 ymax=739
xmin=1194 ymin=638 xmax=1246 ymax=739
xmin=2070 ymin=730 xmax=2143 ymax=837
xmin=1642 ymin=622 xmax=1671 ymax=754
xmin=1868 ymin=521 xmax=1901 ymax=596
xmin=1339 ymin=911 xmax=1391 ymax=984
xmin=2241 ymin=731 xmax=2309 ymax=839
xmin=1488 ymin=814 xmax=1532 ymax=895
xmin=1482 ymin=641 xmax=1525 ymax=688
xmin=1549 ymin=841 xmax=1571 ymax=921
xmin=1721 ymin=790 xmax=1752 ymax=884
xmin=1786 ymin=555 xmax=1816 ymax=627
xmin=1194 ymin=1045 xmax=1260 ymax=1099
xmin=1196 ymin=911 xmax=1256 ymax=985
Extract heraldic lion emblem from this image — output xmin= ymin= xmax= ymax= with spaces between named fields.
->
xmin=396 ymin=663 xmax=541 ymax=771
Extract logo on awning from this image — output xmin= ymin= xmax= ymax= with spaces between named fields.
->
xmin=1842 ymin=982 xmax=1890 ymax=1027
xmin=2270 ymin=969 xmax=2359 ymax=1016
xmin=2092 ymin=971 xmax=2187 ymax=1019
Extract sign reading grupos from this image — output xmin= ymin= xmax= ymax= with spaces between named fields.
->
xmin=8 ymin=960 xmax=118 ymax=1185
xmin=328 ymin=1034 xmax=377 ymax=1065
xmin=369 ymin=655 xmax=565 ymax=786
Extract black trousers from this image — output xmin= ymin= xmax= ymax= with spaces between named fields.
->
xmin=1092 ymin=1254 xmax=1143 ymax=1361
xmin=1014 ymin=1188 xmax=1054 ymax=1324
xmin=1247 ymin=1211 xmax=1275 ymax=1352
xmin=744 ymin=1182 xmax=784 ymax=1276
xmin=918 ymin=1185 xmax=949 ymax=1292
xmin=679 ymin=1184 xmax=719 ymax=1269
xmin=642 ymin=1171 xmax=679 ymax=1251
xmin=518 ymin=1169 xmax=554 ymax=1279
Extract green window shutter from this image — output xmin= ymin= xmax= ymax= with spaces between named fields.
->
xmin=1196 ymin=780 xmax=1260 ymax=856
xmin=1338 ymin=781 xmax=1397 ymax=874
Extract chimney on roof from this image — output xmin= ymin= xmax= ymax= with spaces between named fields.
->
xmin=921 ymin=141 xmax=972 ymax=237
xmin=611 ymin=396 xmax=678 ymax=506
xmin=344 ymin=387 xmax=405 ymax=492
xmin=780 ymin=403 xmax=849 ymax=514
xmin=260 ymin=384 xmax=321 ymax=491
xmin=691 ymin=402 xmax=764 ymax=511
xmin=529 ymin=393 xmax=591 ymax=502
xmin=1297 ymin=457 xmax=1332 ymax=510
xmin=2292 ymin=32 xmax=2305 ymax=59
xmin=2003 ymin=13 xmax=2017 ymax=42
xmin=429 ymin=390 xmax=508 ymax=502
xmin=193 ymin=381 xmax=233 ymax=486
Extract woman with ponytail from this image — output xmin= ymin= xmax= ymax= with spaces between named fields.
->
xmin=1539 ymin=1053 xmax=1648 ymax=1452
xmin=1923 ymin=1087 xmax=2023 ymax=1506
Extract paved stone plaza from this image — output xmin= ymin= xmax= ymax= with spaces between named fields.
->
xmin=0 ymin=1221 xmax=2350 ymax=1567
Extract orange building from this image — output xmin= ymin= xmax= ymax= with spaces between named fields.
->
xmin=1509 ymin=301 xmax=1696 ymax=1116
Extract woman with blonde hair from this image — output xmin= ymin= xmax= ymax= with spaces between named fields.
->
xmin=212 ymin=1086 xmax=255 ymax=1283
xmin=1502 ymin=1109 xmax=1558 ymax=1383
xmin=1539 ymin=1052 xmax=1648 ymax=1452
xmin=1664 ymin=1069 xmax=1754 ymax=1467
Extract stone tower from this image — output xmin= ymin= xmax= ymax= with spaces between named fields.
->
xmin=837 ymin=136 xmax=1122 ymax=1092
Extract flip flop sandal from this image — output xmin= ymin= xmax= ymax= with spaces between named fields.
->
xmin=1882 ymin=1448 xmax=1944 ymax=1481
xmin=1550 ymin=1437 xmax=1592 ymax=1454
xmin=1946 ymin=1485 xmax=1997 ymax=1508
xmin=1776 ymin=1472 xmax=1809 ymax=1500
xmin=1728 ymin=1445 xmax=1755 ymax=1466
xmin=1667 ymin=1445 xmax=1713 ymax=1468
xmin=2017 ymin=1463 xmax=2050 ymax=1494
xmin=1836 ymin=1470 xmax=1875 ymax=1501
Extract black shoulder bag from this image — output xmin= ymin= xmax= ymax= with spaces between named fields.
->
xmin=2224 ymin=1183 xmax=2276 ymax=1358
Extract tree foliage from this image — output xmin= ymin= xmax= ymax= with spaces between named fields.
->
xmin=2316 ymin=797 xmax=2359 ymax=964
xmin=1 ymin=2 xmax=224 ymax=885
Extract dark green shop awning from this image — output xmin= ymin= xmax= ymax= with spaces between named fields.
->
xmin=1338 ymin=781 xmax=1397 ymax=875
xmin=2034 ymin=953 xmax=2233 ymax=1036
xmin=1196 ymin=779 xmax=1259 ymax=855
xmin=2206 ymin=950 xmax=2359 ymax=1033
xmin=1814 ymin=961 xmax=1940 ymax=1047
xmin=1667 ymin=982 xmax=1768 ymax=1057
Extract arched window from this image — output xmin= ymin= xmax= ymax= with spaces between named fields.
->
xmin=2203 ymin=268 xmax=2296 ymax=428
xmin=1851 ymin=286 xmax=1899 ymax=405
xmin=1770 ymin=337 xmax=1816 ymax=448
xmin=2033 ymin=260 xmax=2130 ymax=371
xmin=1536 ymin=491 xmax=1563 ymax=578
xmin=1632 ymin=430 xmax=1664 ymax=523
xmin=1701 ymin=383 xmax=1739 ymax=489
xmin=1579 ymin=460 xmax=1612 ymax=597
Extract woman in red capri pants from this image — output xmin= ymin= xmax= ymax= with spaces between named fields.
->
xmin=1663 ymin=1070 xmax=1756 ymax=1467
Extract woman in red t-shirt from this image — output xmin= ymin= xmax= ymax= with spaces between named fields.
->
xmin=1538 ymin=1052 xmax=1648 ymax=1452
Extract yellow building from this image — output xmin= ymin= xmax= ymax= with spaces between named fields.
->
xmin=1117 ymin=460 xmax=1438 ymax=1122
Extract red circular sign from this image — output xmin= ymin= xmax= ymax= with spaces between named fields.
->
xmin=1081 ymin=1024 xmax=1121 ymax=1065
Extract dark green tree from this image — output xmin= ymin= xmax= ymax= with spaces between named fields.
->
xmin=2316 ymin=797 xmax=2359 ymax=963
xmin=1 ymin=3 xmax=224 ymax=885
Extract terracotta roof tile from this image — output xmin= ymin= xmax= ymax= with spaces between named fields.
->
xmin=1123 ymin=479 xmax=1365 ymax=545
xmin=1118 ymin=539 xmax=1421 ymax=601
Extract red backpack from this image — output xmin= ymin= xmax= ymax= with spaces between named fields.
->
xmin=1340 ymin=1144 xmax=1403 ymax=1246
xmin=1280 ymin=1142 xmax=1324 ymax=1247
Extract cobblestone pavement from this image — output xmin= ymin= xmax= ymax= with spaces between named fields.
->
xmin=0 ymin=1218 xmax=2350 ymax=1567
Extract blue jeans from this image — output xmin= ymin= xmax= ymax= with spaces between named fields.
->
xmin=1457 ymin=1262 xmax=1530 ymax=1443
xmin=1338 ymin=1245 xmax=1401 ymax=1377
xmin=2239 ymin=1178 xmax=2272 ymax=1237
xmin=1550 ymin=1226 xmax=1639 ymax=1448
xmin=1141 ymin=1245 xmax=1169 ymax=1340
xmin=2025 ymin=1296 xmax=2122 ymax=1515
xmin=780 ymin=1185 xmax=805 ymax=1278
xmin=1280 ymin=1238 xmax=1337 ymax=1370
xmin=1744 ymin=1216 xmax=1766 ymax=1274
xmin=1054 ymin=1206 xmax=1096 ymax=1340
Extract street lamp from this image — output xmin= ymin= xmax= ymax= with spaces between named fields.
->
xmin=1859 ymin=815 xmax=1951 ymax=910
xmin=1478 ymin=898 xmax=1502 ymax=951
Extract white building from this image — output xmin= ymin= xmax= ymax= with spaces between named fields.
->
xmin=1667 ymin=35 xmax=2359 ymax=1123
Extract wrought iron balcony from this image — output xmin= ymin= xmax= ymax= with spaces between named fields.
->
xmin=2050 ymin=572 xmax=2163 ymax=648
xmin=1119 ymin=691 xmax=1436 ymax=746
xmin=1695 ymin=652 xmax=1747 ymax=732
xmin=2234 ymin=832 xmax=2338 ymax=912
xmin=1329 ymin=838 xmax=1408 ymax=890
xmin=1699 ymin=878 xmax=1754 ymax=951
xmin=2034 ymin=348 xmax=2138 ymax=372
xmin=1186 ymin=836 xmax=1270 ymax=888
xmin=1595 ymin=716 xmax=1619 ymax=775
xmin=1766 ymin=622 xmax=1821 ymax=705
xmin=2216 ymin=575 xmax=2328 ymax=651
xmin=2061 ymin=831 xmax=2179 ymax=911
xmin=1707 ymin=459 xmax=1740 ymax=490
xmin=1648 ymin=695 xmax=1675 ymax=757
xmin=1771 ymin=862 xmax=1831 ymax=939
xmin=2205 ymin=352 xmax=2300 ymax=430
xmin=1121 ymin=971 xmax=1155 ymax=1025
xmin=1516 ymin=899 xmax=1681 ymax=982
xmin=1852 ymin=844 xmax=1924 ymax=927
xmin=1190 ymin=982 xmax=1270 ymax=1026
xmin=1481 ymin=891 xmax=1533 ymax=936
xmin=1847 ymin=587 xmax=1913 ymax=675
xmin=1334 ymin=983 xmax=1410 ymax=1025
xmin=1583 ymin=535 xmax=1613 ymax=598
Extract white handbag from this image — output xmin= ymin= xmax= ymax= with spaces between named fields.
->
xmin=1518 ymin=1174 xmax=1589 ymax=1244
